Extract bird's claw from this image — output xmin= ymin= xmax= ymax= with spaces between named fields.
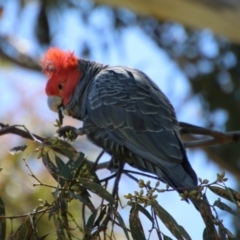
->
xmin=57 ymin=126 xmax=85 ymax=140
xmin=107 ymin=157 xmax=120 ymax=172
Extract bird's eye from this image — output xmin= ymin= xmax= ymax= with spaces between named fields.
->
xmin=48 ymin=64 xmax=55 ymax=72
xmin=58 ymin=83 xmax=63 ymax=90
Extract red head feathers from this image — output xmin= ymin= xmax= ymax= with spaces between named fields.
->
xmin=42 ymin=48 xmax=81 ymax=106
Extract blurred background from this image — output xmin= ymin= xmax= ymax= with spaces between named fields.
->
xmin=0 ymin=0 xmax=240 ymax=239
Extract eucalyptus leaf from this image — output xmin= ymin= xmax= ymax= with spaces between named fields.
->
xmin=128 ymin=202 xmax=153 ymax=222
xmin=129 ymin=205 xmax=145 ymax=240
xmin=78 ymin=178 xmax=114 ymax=204
xmin=150 ymin=200 xmax=189 ymax=240
xmin=209 ymin=186 xmax=240 ymax=204
xmin=111 ymin=207 xmax=130 ymax=240
xmin=214 ymin=200 xmax=240 ymax=218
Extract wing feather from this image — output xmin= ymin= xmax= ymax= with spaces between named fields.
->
xmin=86 ymin=66 xmax=197 ymax=188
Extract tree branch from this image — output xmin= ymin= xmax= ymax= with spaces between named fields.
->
xmin=0 ymin=36 xmax=41 ymax=71
xmin=0 ymin=123 xmax=109 ymax=170
xmin=1 ymin=121 xmax=240 ymax=178
xmin=179 ymin=122 xmax=240 ymax=148
xmin=1 ymin=122 xmax=240 ymax=152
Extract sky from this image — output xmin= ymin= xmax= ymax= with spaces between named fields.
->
xmin=0 ymin=0 xmax=237 ymax=239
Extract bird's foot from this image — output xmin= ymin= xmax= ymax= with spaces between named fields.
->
xmin=57 ymin=126 xmax=85 ymax=141
xmin=107 ymin=157 xmax=121 ymax=172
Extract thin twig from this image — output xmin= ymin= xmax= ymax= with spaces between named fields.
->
xmin=99 ymin=173 xmax=117 ymax=183
xmin=112 ymin=162 xmax=124 ymax=199
xmin=33 ymin=183 xmax=61 ymax=189
xmin=93 ymin=150 xmax=105 ymax=170
xmin=123 ymin=170 xmax=159 ymax=181
xmin=0 ymin=123 xmax=111 ymax=169
xmin=152 ymin=209 xmax=162 ymax=240
xmin=180 ymin=121 xmax=240 ymax=146
xmin=0 ymin=207 xmax=53 ymax=220
xmin=124 ymin=172 xmax=139 ymax=183
xmin=0 ymin=124 xmax=45 ymax=143
xmin=96 ymin=163 xmax=124 ymax=236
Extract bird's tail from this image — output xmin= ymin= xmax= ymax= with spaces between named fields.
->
xmin=124 ymin=155 xmax=219 ymax=238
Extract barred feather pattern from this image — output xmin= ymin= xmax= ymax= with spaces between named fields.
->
xmin=66 ymin=60 xmax=198 ymax=191
xmin=63 ymin=60 xmax=218 ymax=237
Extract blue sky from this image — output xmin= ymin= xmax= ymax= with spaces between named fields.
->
xmin=0 ymin=1 xmax=236 ymax=239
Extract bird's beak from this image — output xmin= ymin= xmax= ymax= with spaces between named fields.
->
xmin=47 ymin=96 xmax=63 ymax=112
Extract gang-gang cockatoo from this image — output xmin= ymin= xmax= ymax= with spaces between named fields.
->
xmin=42 ymin=48 xmax=217 ymax=237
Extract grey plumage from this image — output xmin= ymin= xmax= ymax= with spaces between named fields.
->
xmin=60 ymin=60 xmax=218 ymax=237
xmin=65 ymin=60 xmax=198 ymax=192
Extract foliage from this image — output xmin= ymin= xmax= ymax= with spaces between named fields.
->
xmin=0 ymin=122 xmax=239 ymax=239
xmin=1 ymin=0 xmax=240 ymax=177
xmin=1 ymin=0 xmax=240 ymax=238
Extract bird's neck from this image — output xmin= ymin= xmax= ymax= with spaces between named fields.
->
xmin=65 ymin=59 xmax=107 ymax=120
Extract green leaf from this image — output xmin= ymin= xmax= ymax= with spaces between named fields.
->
xmin=224 ymin=227 xmax=237 ymax=239
xmin=43 ymin=151 xmax=87 ymax=186
xmin=38 ymin=233 xmax=52 ymax=240
xmin=215 ymin=224 xmax=237 ymax=240
xmin=94 ymin=206 xmax=107 ymax=226
xmin=78 ymin=160 xmax=99 ymax=183
xmin=53 ymin=139 xmax=77 ymax=159
xmin=69 ymin=190 xmax=95 ymax=212
xmin=178 ymin=225 xmax=192 ymax=240
xmin=0 ymin=197 xmax=6 ymax=240
xmin=214 ymin=200 xmax=240 ymax=218
xmin=9 ymin=144 xmax=28 ymax=155
xmin=128 ymin=202 xmax=153 ymax=222
xmin=85 ymin=209 xmax=98 ymax=235
xmin=203 ymin=226 xmax=220 ymax=240
xmin=61 ymin=152 xmax=85 ymax=180
xmin=112 ymin=209 xmax=130 ymax=240
xmin=78 ymin=178 xmax=114 ymax=204
xmin=218 ymin=224 xmax=227 ymax=239
xmin=129 ymin=205 xmax=145 ymax=240
xmin=42 ymin=153 xmax=63 ymax=184
xmin=150 ymin=200 xmax=190 ymax=240
xmin=73 ymin=153 xmax=86 ymax=178
xmin=162 ymin=234 xmax=174 ymax=240
xmin=13 ymin=216 xmax=33 ymax=240
xmin=55 ymin=155 xmax=66 ymax=172
xmin=209 ymin=186 xmax=240 ymax=204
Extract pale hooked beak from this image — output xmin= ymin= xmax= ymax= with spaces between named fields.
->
xmin=47 ymin=96 xmax=63 ymax=112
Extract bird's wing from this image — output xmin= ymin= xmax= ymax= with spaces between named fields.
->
xmin=86 ymin=66 xmax=197 ymax=188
